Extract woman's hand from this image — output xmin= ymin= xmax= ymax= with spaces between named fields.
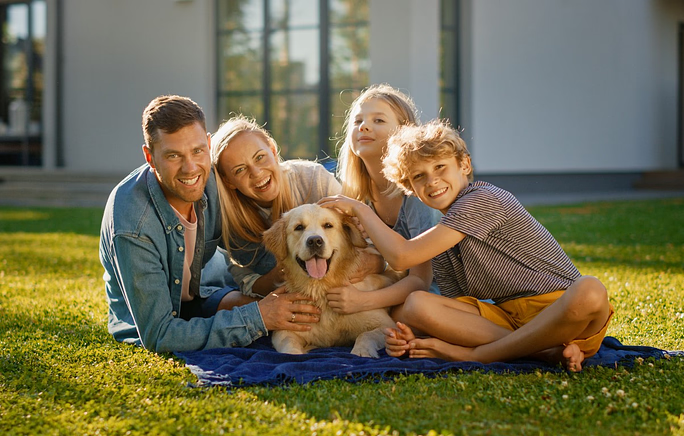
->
xmin=257 ymin=286 xmax=321 ymax=331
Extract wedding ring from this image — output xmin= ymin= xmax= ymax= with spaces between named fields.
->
xmin=291 ymin=313 xmax=296 ymax=322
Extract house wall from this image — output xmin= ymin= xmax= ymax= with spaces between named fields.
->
xmin=58 ymin=0 xmax=216 ymax=173
xmin=461 ymin=0 xmax=684 ymax=174
xmin=45 ymin=0 xmax=684 ymax=175
xmin=369 ymin=0 xmax=440 ymax=121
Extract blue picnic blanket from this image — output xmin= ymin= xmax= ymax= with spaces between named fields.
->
xmin=175 ymin=336 xmax=672 ymax=387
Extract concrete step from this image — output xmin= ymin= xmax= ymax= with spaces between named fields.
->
xmin=0 ymin=168 xmax=124 ymax=207
xmin=633 ymin=170 xmax=684 ymax=191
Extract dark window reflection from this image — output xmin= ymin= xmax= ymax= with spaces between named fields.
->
xmin=217 ymin=0 xmax=368 ymax=159
xmin=0 ymin=0 xmax=45 ymax=166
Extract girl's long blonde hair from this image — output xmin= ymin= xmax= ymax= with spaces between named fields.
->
xmin=211 ymin=115 xmax=294 ymax=255
xmin=337 ymin=84 xmax=420 ymax=203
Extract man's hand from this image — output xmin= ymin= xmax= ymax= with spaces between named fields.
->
xmin=257 ymin=286 xmax=321 ymax=331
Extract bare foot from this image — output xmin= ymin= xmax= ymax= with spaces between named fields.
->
xmin=407 ymin=337 xmax=476 ymax=361
xmin=562 ymin=343 xmax=585 ymax=372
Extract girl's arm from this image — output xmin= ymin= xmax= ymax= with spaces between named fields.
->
xmin=229 ymin=262 xmax=284 ymax=298
xmin=326 ymin=252 xmax=433 ymax=314
xmin=319 ymin=195 xmax=466 ymax=270
xmin=249 ymin=266 xmax=285 ymax=297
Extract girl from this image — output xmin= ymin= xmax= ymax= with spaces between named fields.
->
xmin=328 ymin=84 xmax=441 ymax=315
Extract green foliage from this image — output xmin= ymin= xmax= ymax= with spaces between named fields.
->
xmin=1 ymin=200 xmax=683 ymax=436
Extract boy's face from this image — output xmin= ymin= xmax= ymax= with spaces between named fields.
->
xmin=408 ymin=155 xmax=472 ymax=214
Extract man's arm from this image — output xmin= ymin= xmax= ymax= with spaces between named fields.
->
xmin=111 ymin=234 xmax=267 ymax=352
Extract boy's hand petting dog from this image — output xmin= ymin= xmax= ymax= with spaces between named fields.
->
xmin=258 ymin=286 xmax=321 ymax=332
xmin=318 ymin=195 xmax=370 ymax=218
xmin=384 ymin=321 xmax=416 ymax=357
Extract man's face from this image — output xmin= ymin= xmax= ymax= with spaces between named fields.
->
xmin=143 ymin=122 xmax=211 ymax=214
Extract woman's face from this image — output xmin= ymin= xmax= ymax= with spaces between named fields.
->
xmin=349 ymin=98 xmax=402 ymax=163
xmin=217 ymin=131 xmax=281 ymax=207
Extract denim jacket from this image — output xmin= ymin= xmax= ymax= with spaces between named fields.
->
xmin=99 ymin=164 xmax=267 ymax=352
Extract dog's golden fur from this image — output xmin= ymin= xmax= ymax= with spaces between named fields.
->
xmin=263 ymin=203 xmax=405 ymax=357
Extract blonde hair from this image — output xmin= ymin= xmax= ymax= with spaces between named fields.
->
xmin=337 ymin=84 xmax=420 ymax=202
xmin=382 ymin=119 xmax=473 ymax=196
xmin=211 ymin=115 xmax=295 ymax=253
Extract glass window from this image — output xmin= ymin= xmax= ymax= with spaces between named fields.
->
xmin=271 ymin=0 xmax=318 ymax=28
xmin=270 ymin=28 xmax=319 ymax=91
xmin=0 ymin=0 xmax=45 ymax=166
xmin=218 ymin=31 xmax=263 ymax=92
xmin=330 ymin=25 xmax=369 ymax=90
xmin=217 ymin=0 xmax=369 ymax=159
xmin=269 ymin=92 xmax=318 ymax=157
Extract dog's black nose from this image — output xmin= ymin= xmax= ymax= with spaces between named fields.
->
xmin=307 ymin=235 xmax=324 ymax=249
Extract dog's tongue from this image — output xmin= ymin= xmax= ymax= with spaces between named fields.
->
xmin=305 ymin=257 xmax=328 ymax=279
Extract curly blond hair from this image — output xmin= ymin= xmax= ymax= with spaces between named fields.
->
xmin=382 ymin=119 xmax=473 ymax=196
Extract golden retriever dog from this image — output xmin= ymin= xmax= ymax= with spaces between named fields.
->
xmin=263 ymin=203 xmax=405 ymax=357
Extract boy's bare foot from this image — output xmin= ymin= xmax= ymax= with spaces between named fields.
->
xmin=562 ymin=343 xmax=585 ymax=372
xmin=407 ymin=337 xmax=475 ymax=361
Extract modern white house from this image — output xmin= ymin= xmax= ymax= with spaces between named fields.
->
xmin=2 ymin=0 xmax=683 ymax=192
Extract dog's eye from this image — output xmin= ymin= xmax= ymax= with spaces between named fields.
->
xmin=294 ymin=224 xmax=304 ymax=231
xmin=323 ymin=222 xmax=333 ymax=229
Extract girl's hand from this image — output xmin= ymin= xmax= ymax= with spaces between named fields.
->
xmin=318 ymin=195 xmax=367 ymax=217
xmin=326 ymin=282 xmax=368 ymax=314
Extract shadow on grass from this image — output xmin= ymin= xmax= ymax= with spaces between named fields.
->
xmin=0 ymin=207 xmax=103 ymax=236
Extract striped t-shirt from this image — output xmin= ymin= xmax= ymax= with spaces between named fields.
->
xmin=432 ymin=181 xmax=581 ymax=303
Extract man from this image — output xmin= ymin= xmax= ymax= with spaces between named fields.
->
xmin=100 ymin=95 xmax=320 ymax=352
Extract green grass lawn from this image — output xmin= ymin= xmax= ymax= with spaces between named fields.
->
xmin=0 ymin=199 xmax=683 ymax=436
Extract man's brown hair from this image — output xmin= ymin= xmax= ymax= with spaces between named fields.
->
xmin=142 ymin=95 xmax=206 ymax=150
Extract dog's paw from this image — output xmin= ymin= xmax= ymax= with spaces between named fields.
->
xmin=351 ymin=345 xmax=380 ymax=358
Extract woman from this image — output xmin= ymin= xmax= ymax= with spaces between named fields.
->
xmin=211 ymin=115 xmax=382 ymax=306
xmin=324 ymin=84 xmax=442 ymax=315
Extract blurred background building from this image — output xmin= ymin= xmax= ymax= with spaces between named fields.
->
xmin=1 ymin=0 xmax=683 ymax=193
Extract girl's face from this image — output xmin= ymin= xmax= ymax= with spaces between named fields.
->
xmin=408 ymin=155 xmax=472 ymax=214
xmin=218 ymin=131 xmax=281 ymax=207
xmin=349 ymin=98 xmax=402 ymax=162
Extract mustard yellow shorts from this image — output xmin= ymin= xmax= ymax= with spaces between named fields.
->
xmin=456 ymin=290 xmax=614 ymax=358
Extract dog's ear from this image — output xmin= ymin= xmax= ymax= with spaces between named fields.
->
xmin=342 ymin=216 xmax=368 ymax=248
xmin=263 ymin=216 xmax=289 ymax=260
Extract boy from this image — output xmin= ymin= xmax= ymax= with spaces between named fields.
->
xmin=319 ymin=119 xmax=613 ymax=371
